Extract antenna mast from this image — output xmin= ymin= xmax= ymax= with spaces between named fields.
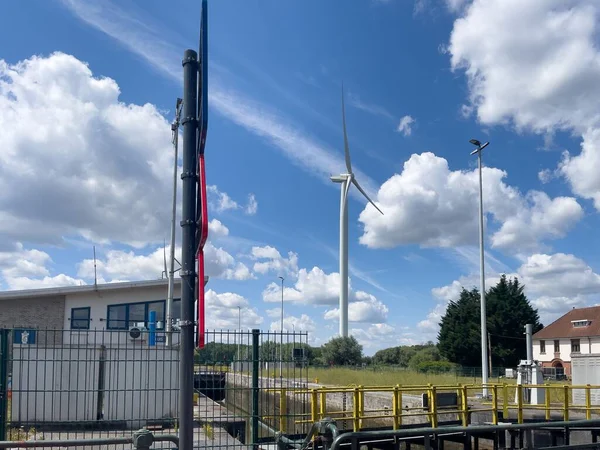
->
xmin=93 ymin=245 xmax=98 ymax=288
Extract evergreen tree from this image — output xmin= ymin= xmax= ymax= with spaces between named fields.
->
xmin=437 ymin=288 xmax=482 ymax=366
xmin=438 ymin=275 xmax=543 ymax=368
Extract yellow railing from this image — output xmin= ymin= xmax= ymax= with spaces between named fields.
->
xmin=264 ymin=383 xmax=600 ymax=433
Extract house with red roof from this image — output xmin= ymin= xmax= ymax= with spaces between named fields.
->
xmin=533 ymin=306 xmax=600 ymax=378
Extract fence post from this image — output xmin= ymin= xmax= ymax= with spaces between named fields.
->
xmin=392 ymin=385 xmax=401 ymax=430
xmin=563 ymin=385 xmax=569 ymax=422
xmin=251 ymin=329 xmax=260 ymax=449
xmin=0 ymin=329 xmax=8 ymax=442
xmin=492 ymin=384 xmax=498 ymax=425
xmin=545 ymin=383 xmax=551 ymax=421
xmin=279 ymin=388 xmax=287 ymax=434
xmin=586 ymin=384 xmax=592 ymax=420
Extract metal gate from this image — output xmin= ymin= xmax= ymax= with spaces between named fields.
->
xmin=195 ymin=329 xmax=310 ymax=448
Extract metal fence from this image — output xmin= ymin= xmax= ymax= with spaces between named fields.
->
xmin=0 ymin=328 xmax=310 ymax=449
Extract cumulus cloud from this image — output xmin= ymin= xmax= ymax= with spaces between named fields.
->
xmin=78 ymin=242 xmax=253 ymax=283
xmin=448 ymin=0 xmax=600 ymax=209
xmin=420 ymin=252 xmax=600 ymax=337
xmin=205 ymin=289 xmax=263 ymax=329
xmin=208 ymin=219 xmax=229 ymax=239
xmin=0 ymin=52 xmax=176 ymax=248
xmin=208 ymin=186 xmax=258 ymax=215
xmin=359 ymin=152 xmax=582 ymax=252
xmin=270 ymin=314 xmax=316 ymax=333
xmin=397 ymin=115 xmax=415 ymax=136
xmin=251 ymin=246 xmax=299 ymax=277
xmin=324 ymin=291 xmax=389 ymax=323
xmin=262 ymin=265 xmax=389 ymax=326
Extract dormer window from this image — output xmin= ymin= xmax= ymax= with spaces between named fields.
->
xmin=572 ymin=320 xmax=591 ymax=328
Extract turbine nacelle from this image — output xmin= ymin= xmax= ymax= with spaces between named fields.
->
xmin=330 ymin=174 xmax=351 ymax=183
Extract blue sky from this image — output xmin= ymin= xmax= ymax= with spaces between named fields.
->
xmin=2 ymin=0 xmax=600 ymax=354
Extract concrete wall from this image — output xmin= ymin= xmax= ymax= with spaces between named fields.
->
xmin=10 ymin=346 xmax=178 ymax=428
xmin=11 ymin=346 xmax=100 ymax=422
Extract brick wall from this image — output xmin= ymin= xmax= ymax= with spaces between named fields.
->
xmin=0 ymin=295 xmax=65 ymax=345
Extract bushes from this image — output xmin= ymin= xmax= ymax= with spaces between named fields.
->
xmin=414 ymin=360 xmax=458 ymax=373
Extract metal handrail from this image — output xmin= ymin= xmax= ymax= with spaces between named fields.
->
xmin=330 ymin=419 xmax=600 ymax=450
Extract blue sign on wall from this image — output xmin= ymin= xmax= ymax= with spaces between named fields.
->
xmin=156 ymin=335 xmax=166 ymax=343
xmin=13 ymin=329 xmax=36 ymax=345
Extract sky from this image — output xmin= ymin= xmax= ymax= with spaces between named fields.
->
xmin=2 ymin=0 xmax=600 ymax=354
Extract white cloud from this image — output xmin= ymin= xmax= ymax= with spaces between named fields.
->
xmin=270 ymin=314 xmax=316 ymax=333
xmin=448 ymin=0 xmax=600 ymax=209
xmin=251 ymin=246 xmax=299 ymax=277
xmin=207 ymin=185 xmax=240 ymax=212
xmin=324 ymin=291 xmax=389 ymax=323
xmin=245 ymin=194 xmax=258 ymax=215
xmin=77 ymin=242 xmax=253 ymax=282
xmin=421 ymin=252 xmax=600 ymax=336
xmin=347 ymin=93 xmax=395 ymax=120
xmin=208 ymin=219 xmax=229 ymax=239
xmin=397 ymin=115 xmax=415 ymax=136
xmin=351 ymin=323 xmax=419 ymax=352
xmin=206 ymin=289 xmax=263 ymax=329
xmin=538 ymin=169 xmax=554 ymax=184
xmin=0 ymin=52 xmax=176 ymax=248
xmin=359 ymin=152 xmax=582 ymax=252
xmin=6 ymin=274 xmax=85 ymax=291
xmin=262 ymin=265 xmax=389 ymax=326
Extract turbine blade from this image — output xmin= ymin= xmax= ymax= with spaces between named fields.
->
xmin=352 ymin=178 xmax=384 ymax=215
xmin=341 ymin=84 xmax=352 ymax=174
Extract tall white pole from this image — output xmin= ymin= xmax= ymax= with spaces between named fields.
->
xmin=166 ymin=99 xmax=182 ymax=347
xmin=339 ymin=177 xmax=349 ymax=338
xmin=477 ymin=149 xmax=489 ymax=396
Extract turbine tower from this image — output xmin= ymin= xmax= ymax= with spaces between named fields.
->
xmin=331 ymin=88 xmax=383 ymax=337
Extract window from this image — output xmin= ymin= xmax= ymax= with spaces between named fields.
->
xmin=540 ymin=340 xmax=546 ymax=354
xmin=71 ymin=307 xmax=91 ymax=330
xmin=106 ymin=301 xmax=166 ymax=330
xmin=172 ymin=298 xmax=182 ymax=322
xmin=571 ymin=339 xmax=581 ymax=353
xmin=572 ymin=320 xmax=591 ymax=328
xmin=554 ymin=340 xmax=560 ymax=353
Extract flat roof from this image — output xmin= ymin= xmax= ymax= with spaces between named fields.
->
xmin=0 ymin=276 xmax=209 ymax=300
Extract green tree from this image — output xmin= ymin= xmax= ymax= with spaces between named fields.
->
xmin=408 ymin=345 xmax=443 ymax=370
xmin=438 ymin=275 xmax=543 ymax=368
xmin=321 ymin=336 xmax=363 ymax=366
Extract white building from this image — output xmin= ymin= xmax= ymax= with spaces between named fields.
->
xmin=0 ymin=277 xmax=208 ymax=427
xmin=0 ymin=277 xmax=208 ymax=345
xmin=533 ymin=306 xmax=600 ymax=378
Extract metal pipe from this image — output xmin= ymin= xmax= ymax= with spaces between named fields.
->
xmin=525 ymin=323 xmax=533 ymax=362
xmin=477 ymin=149 xmax=489 ymax=396
xmin=0 ymin=434 xmax=179 ymax=448
xmin=331 ymin=419 xmax=600 ymax=450
xmin=166 ymin=98 xmax=182 ymax=347
xmin=179 ymin=48 xmax=198 ymax=450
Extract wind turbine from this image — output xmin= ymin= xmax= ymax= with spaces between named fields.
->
xmin=331 ymin=87 xmax=384 ymax=338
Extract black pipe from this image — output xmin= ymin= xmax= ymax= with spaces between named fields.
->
xmin=179 ymin=48 xmax=198 ymax=450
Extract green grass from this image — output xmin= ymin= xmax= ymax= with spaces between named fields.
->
xmin=307 ymin=367 xmax=498 ymax=388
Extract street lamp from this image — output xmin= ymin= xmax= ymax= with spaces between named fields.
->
xmin=278 ymin=276 xmax=284 ymax=380
xmin=470 ymin=138 xmax=490 ymax=397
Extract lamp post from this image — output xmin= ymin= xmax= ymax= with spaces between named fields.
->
xmin=470 ymin=138 xmax=490 ymax=397
xmin=278 ymin=276 xmax=284 ymax=380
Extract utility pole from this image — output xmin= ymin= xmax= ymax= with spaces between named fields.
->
xmin=166 ymin=98 xmax=183 ymax=348
xmin=469 ymin=138 xmax=490 ymax=398
xmin=179 ymin=48 xmax=198 ymax=450
xmin=237 ymin=306 xmax=241 ymax=363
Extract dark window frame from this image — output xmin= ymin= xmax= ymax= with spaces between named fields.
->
xmin=540 ymin=340 xmax=546 ymax=354
xmin=554 ymin=340 xmax=560 ymax=353
xmin=571 ymin=339 xmax=581 ymax=353
xmin=106 ymin=300 xmax=166 ymax=330
xmin=70 ymin=307 xmax=91 ymax=330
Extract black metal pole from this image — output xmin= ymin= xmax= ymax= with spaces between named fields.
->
xmin=179 ymin=49 xmax=198 ymax=450
xmin=0 ymin=330 xmax=8 ymax=442
xmin=252 ymin=329 xmax=260 ymax=449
